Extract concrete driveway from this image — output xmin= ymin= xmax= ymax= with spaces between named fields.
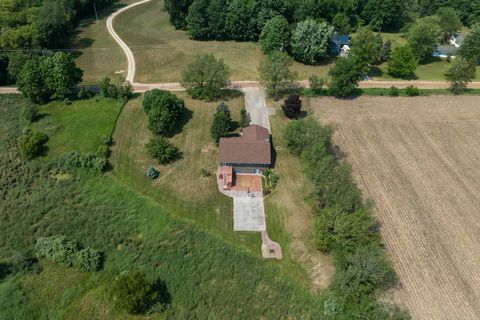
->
xmin=233 ymin=192 xmax=266 ymax=232
xmin=242 ymin=88 xmax=271 ymax=132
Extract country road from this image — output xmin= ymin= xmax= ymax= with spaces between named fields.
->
xmin=1 ymin=0 xmax=479 ymax=94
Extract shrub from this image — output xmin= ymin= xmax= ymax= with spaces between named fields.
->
xmin=262 ymin=169 xmax=279 ymax=194
xmin=77 ymin=86 xmax=94 ymax=100
xmin=388 ymin=86 xmax=399 ymax=97
xmin=239 ymin=108 xmax=250 ymax=128
xmin=309 ymin=75 xmax=325 ymax=94
xmin=17 ymin=131 xmax=49 ymax=159
xmin=146 ymin=136 xmax=180 ymax=165
xmin=57 ymin=151 xmax=108 ymax=172
xmin=100 ymin=77 xmax=133 ymax=100
xmin=12 ymin=253 xmax=42 ymax=274
xmin=200 ymin=168 xmax=211 ymax=177
xmin=21 ymin=105 xmax=39 ymax=123
xmin=35 ymin=235 xmax=79 ymax=267
xmin=283 ymin=117 xmax=332 ymax=156
xmin=74 ymin=248 xmax=102 ymax=272
xmin=147 ymin=166 xmax=160 ymax=179
xmin=110 ymin=270 xmax=158 ymax=314
xmin=405 ymin=86 xmax=420 ymax=96
xmin=281 ymin=94 xmax=302 ymax=119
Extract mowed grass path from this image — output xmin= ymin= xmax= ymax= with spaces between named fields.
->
xmin=113 ymin=0 xmax=332 ymax=82
xmin=32 ymin=98 xmax=125 ymax=157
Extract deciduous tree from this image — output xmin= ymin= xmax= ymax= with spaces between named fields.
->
xmin=259 ymin=16 xmax=291 ymax=54
xmin=281 ymin=94 xmax=302 ymax=119
xmin=291 ymin=19 xmax=334 ymax=64
xmin=458 ymin=23 xmax=480 ymax=62
xmin=436 ymin=7 xmax=462 ymax=41
xmin=407 ymin=17 xmax=441 ymax=62
xmin=444 ymin=58 xmax=477 ymax=94
xmin=258 ymin=51 xmax=297 ymax=99
xmin=328 ymin=56 xmax=364 ymax=98
xmin=387 ymin=45 xmax=419 ymax=78
xmin=181 ymin=54 xmax=230 ymax=100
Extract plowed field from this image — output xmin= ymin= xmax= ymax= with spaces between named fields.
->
xmin=313 ymin=96 xmax=480 ymax=320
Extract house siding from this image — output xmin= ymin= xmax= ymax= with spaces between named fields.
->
xmin=221 ymin=163 xmax=270 ymax=174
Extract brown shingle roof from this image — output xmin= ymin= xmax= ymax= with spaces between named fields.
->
xmin=219 ymin=125 xmax=271 ymax=165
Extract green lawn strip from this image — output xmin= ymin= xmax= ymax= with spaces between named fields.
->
xmin=300 ymin=87 xmax=480 ymax=97
xmin=31 ymin=97 xmax=125 ymax=158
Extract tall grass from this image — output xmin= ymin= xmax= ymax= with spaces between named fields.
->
xmin=0 ymin=95 xmax=325 ymax=319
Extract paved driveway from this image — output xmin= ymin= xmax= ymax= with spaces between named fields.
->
xmin=242 ymin=88 xmax=270 ymax=132
xmin=233 ymin=192 xmax=266 ymax=232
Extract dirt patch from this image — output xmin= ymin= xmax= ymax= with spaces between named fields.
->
xmin=313 ymin=96 xmax=480 ymax=320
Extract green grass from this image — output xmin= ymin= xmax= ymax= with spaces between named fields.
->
xmin=73 ymin=0 xmax=479 ymax=83
xmin=113 ymin=0 xmax=332 ymax=82
xmin=31 ymin=97 xmax=125 ymax=157
xmin=0 ymin=94 xmax=326 ymax=319
xmin=108 ymin=92 xmax=325 ymax=287
xmin=72 ymin=2 xmax=130 ymax=85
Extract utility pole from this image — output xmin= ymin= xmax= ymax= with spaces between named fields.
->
xmin=94 ymin=2 xmax=99 ymax=22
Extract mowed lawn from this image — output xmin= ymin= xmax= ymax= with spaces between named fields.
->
xmin=32 ymin=98 xmax=125 ymax=157
xmin=265 ymin=98 xmax=335 ymax=291
xmin=110 ymin=93 xmax=263 ymax=251
xmin=113 ymin=0 xmax=332 ymax=82
xmin=72 ymin=0 xmax=479 ymax=83
xmin=72 ymin=3 xmax=128 ymax=85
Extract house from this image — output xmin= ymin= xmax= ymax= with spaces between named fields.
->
xmin=434 ymin=34 xmax=464 ymax=58
xmin=434 ymin=44 xmax=459 ymax=58
xmin=330 ymin=33 xmax=350 ymax=56
xmin=218 ymin=124 xmax=271 ymax=175
xmin=449 ymin=34 xmax=464 ymax=48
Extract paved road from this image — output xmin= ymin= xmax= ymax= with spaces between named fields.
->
xmin=242 ymin=87 xmax=270 ymax=132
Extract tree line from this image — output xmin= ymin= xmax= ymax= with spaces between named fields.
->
xmin=166 ymin=0 xmax=480 ymax=39
xmin=283 ymin=117 xmax=409 ymax=319
xmin=0 ymin=0 xmax=117 ymax=85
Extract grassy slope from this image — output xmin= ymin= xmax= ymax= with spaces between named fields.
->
xmin=0 ymin=95 xmax=324 ymax=319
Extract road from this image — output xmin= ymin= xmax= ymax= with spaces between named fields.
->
xmin=106 ymin=0 xmax=152 ymax=83
xmin=1 ymin=0 xmax=479 ymax=94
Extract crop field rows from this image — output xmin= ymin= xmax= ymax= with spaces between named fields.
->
xmin=314 ymin=96 xmax=480 ymax=320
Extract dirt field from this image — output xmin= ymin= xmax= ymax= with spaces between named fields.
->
xmin=313 ymin=96 xmax=480 ymax=320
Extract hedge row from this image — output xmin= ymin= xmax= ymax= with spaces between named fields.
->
xmin=283 ymin=118 xmax=409 ymax=319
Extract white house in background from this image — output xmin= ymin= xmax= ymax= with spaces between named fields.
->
xmin=449 ymin=34 xmax=464 ymax=48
